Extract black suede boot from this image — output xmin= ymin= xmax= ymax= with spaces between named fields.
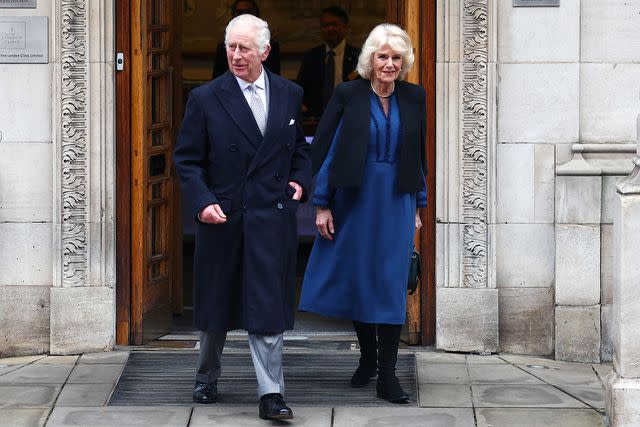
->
xmin=350 ymin=321 xmax=377 ymax=387
xmin=376 ymin=324 xmax=409 ymax=403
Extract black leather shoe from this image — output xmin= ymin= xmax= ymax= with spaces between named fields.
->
xmin=193 ymin=382 xmax=217 ymax=404
xmin=259 ymin=393 xmax=293 ymax=420
xmin=350 ymin=362 xmax=376 ymax=387
xmin=376 ymin=375 xmax=409 ymax=404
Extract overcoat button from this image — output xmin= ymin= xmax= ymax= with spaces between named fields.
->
xmin=229 ymin=144 xmax=238 ymax=152
xmin=286 ymin=143 xmax=292 ymax=150
xmin=274 ymin=172 xmax=282 ymax=181
xmin=277 ymin=203 xmax=284 ymax=210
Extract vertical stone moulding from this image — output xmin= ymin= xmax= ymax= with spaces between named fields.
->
xmin=60 ymin=0 xmax=89 ymax=288
xmin=436 ymin=0 xmax=498 ymax=353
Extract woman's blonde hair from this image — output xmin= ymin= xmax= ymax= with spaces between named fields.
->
xmin=356 ymin=23 xmax=414 ymax=80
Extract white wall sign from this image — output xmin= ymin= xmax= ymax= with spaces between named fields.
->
xmin=0 ymin=16 xmax=48 ymax=63
xmin=0 ymin=0 xmax=36 ymax=8
xmin=513 ymin=0 xmax=560 ymax=6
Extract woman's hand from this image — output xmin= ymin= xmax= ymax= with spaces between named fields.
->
xmin=415 ymin=210 xmax=422 ymax=230
xmin=316 ymin=207 xmax=335 ymax=240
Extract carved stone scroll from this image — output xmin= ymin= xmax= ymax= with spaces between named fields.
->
xmin=60 ymin=0 xmax=88 ymax=287
xmin=461 ymin=0 xmax=488 ymax=288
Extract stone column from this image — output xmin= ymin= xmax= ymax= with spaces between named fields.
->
xmin=434 ymin=0 xmax=499 ymax=354
xmin=605 ymin=112 xmax=640 ymax=426
xmin=49 ymin=0 xmax=116 ymax=354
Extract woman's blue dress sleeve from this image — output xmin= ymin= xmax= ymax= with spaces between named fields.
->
xmin=312 ymin=120 xmax=343 ymax=207
xmin=417 ymin=163 xmax=427 ymax=208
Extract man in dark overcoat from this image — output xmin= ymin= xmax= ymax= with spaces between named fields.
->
xmin=296 ymin=5 xmax=360 ymax=117
xmin=173 ymin=13 xmax=311 ymax=421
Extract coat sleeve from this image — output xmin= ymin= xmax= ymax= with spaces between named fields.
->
xmin=296 ymin=50 xmax=314 ymax=113
xmin=313 ymin=120 xmax=343 ymax=207
xmin=417 ymin=163 xmax=427 ymax=208
xmin=212 ymin=42 xmax=229 ymax=80
xmin=288 ymin=85 xmax=313 ymax=203
xmin=417 ymin=87 xmax=427 ymax=208
xmin=173 ymin=90 xmax=219 ymax=220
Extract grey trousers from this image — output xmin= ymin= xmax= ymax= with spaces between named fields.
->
xmin=196 ymin=331 xmax=285 ymax=398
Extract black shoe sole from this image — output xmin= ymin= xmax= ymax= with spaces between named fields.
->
xmin=376 ymin=392 xmax=409 ymax=404
xmin=193 ymin=397 xmax=217 ymax=404
xmin=259 ymin=413 xmax=294 ymax=420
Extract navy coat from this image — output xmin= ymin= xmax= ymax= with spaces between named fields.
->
xmin=296 ymin=43 xmax=360 ymax=117
xmin=173 ymin=70 xmax=312 ymax=334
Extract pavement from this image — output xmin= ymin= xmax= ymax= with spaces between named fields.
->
xmin=0 ymin=348 xmax=610 ymax=426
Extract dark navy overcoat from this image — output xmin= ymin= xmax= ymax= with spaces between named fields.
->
xmin=173 ymin=69 xmax=312 ymax=334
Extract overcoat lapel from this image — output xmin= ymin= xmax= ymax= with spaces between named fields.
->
xmin=214 ymin=72 xmax=263 ymax=149
xmin=247 ymin=70 xmax=287 ymax=175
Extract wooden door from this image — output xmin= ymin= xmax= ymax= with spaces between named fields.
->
xmin=128 ymin=0 xmax=181 ymax=345
xmin=387 ymin=0 xmax=437 ymax=346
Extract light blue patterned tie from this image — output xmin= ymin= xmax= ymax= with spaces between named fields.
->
xmin=247 ymin=84 xmax=266 ymax=135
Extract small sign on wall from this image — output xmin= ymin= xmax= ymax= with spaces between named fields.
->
xmin=0 ymin=16 xmax=48 ymax=63
xmin=513 ymin=0 xmax=560 ymax=6
xmin=0 ymin=0 xmax=37 ymax=8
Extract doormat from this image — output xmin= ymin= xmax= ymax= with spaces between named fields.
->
xmin=109 ymin=351 xmax=417 ymax=406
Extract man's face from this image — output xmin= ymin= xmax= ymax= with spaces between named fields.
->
xmin=320 ymin=13 xmax=347 ymax=48
xmin=226 ymin=23 xmax=270 ymax=83
xmin=233 ymin=1 xmax=257 ymax=17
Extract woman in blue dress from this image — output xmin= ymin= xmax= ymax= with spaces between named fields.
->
xmin=299 ymin=23 xmax=427 ymax=404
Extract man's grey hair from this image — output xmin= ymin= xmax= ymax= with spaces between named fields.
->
xmin=224 ymin=14 xmax=271 ymax=55
xmin=356 ymin=23 xmax=414 ymax=80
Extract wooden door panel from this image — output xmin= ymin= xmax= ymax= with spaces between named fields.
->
xmin=130 ymin=0 xmax=176 ymax=345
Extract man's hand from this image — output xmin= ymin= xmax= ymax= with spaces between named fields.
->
xmin=288 ymin=181 xmax=303 ymax=201
xmin=415 ymin=210 xmax=422 ymax=230
xmin=199 ymin=204 xmax=227 ymax=224
xmin=316 ymin=206 xmax=335 ymax=240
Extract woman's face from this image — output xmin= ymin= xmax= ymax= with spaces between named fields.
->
xmin=371 ymin=45 xmax=402 ymax=84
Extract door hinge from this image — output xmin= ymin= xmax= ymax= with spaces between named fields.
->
xmin=116 ymin=52 xmax=125 ymax=71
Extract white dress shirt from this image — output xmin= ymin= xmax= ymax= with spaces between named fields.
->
xmin=235 ymin=67 xmax=269 ymax=118
xmin=325 ymin=39 xmax=346 ymax=88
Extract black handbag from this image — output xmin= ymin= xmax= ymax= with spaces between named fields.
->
xmin=407 ymin=247 xmax=421 ymax=295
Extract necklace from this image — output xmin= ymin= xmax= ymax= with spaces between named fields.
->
xmin=370 ymin=80 xmax=394 ymax=98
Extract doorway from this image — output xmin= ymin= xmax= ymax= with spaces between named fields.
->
xmin=115 ymin=0 xmax=436 ymax=346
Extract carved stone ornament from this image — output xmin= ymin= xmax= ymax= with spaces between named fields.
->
xmin=60 ymin=0 xmax=88 ymax=286
xmin=461 ymin=0 xmax=488 ymax=288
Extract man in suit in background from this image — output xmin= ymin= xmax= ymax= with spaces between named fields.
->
xmin=296 ymin=5 xmax=360 ymax=117
xmin=174 ymin=13 xmax=311 ymax=420
xmin=212 ymin=0 xmax=281 ymax=79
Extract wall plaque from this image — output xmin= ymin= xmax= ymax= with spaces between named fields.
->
xmin=513 ymin=0 xmax=560 ymax=6
xmin=0 ymin=0 xmax=36 ymax=8
xmin=0 ymin=16 xmax=47 ymax=63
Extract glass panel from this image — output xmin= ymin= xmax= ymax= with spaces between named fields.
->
xmin=150 ymin=205 xmax=162 ymax=256
xmin=149 ymin=154 xmax=166 ymax=177
xmin=151 ymin=129 xmax=165 ymax=147
xmin=150 ymin=0 xmax=162 ymax=25
xmin=151 ymin=53 xmax=162 ymax=71
xmin=151 ymin=31 xmax=164 ymax=49
xmin=151 ymin=182 xmax=164 ymax=200
xmin=150 ymin=76 xmax=166 ymax=123
xmin=150 ymin=261 xmax=161 ymax=280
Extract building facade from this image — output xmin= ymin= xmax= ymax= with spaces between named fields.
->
xmin=0 ymin=0 xmax=639 ymax=365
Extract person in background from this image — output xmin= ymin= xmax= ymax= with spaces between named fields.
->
xmin=212 ymin=0 xmax=281 ymax=79
xmin=175 ymin=13 xmax=311 ymax=420
xmin=296 ymin=5 xmax=359 ymax=117
xmin=298 ymin=23 xmax=426 ymax=404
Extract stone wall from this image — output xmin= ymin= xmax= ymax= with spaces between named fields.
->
xmin=494 ymin=0 xmax=640 ymax=360
xmin=0 ymin=0 xmax=55 ymax=356
xmin=0 ymin=0 xmax=115 ymax=356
